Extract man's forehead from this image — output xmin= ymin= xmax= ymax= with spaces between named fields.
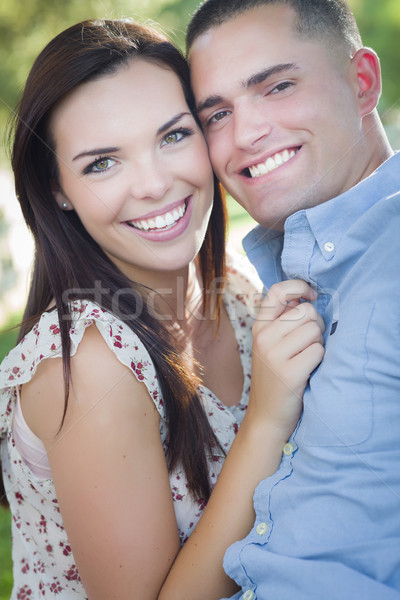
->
xmin=189 ymin=3 xmax=297 ymax=54
xmin=188 ymin=27 xmax=214 ymax=56
xmin=189 ymin=5 xmax=299 ymax=104
xmin=189 ymin=4 xmax=298 ymax=68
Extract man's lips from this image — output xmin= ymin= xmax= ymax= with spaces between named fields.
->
xmin=241 ymin=147 xmax=301 ymax=178
xmin=126 ymin=198 xmax=188 ymax=232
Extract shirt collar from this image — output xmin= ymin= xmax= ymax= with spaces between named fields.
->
xmin=298 ymin=152 xmax=400 ymax=258
xmin=242 ymin=224 xmax=285 ymax=284
xmin=243 ymin=152 xmax=400 ymax=267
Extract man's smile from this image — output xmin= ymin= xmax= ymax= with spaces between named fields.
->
xmin=243 ymin=147 xmax=300 ymax=178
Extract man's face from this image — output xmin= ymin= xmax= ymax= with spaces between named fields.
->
xmin=189 ymin=4 xmax=365 ymax=230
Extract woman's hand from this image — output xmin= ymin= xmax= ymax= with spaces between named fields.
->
xmin=249 ymin=279 xmax=325 ymax=439
xmin=159 ymin=280 xmax=325 ymax=600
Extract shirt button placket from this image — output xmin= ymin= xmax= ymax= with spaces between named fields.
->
xmin=283 ymin=442 xmax=295 ymax=456
xmin=255 ymin=522 xmax=268 ymax=536
xmin=243 ymin=590 xmax=255 ymax=600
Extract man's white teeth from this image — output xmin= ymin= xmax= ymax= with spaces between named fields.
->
xmin=132 ymin=202 xmax=186 ymax=231
xmin=249 ymin=149 xmax=296 ymax=178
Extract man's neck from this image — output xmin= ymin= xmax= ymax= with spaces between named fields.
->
xmin=359 ymin=111 xmax=394 ymax=181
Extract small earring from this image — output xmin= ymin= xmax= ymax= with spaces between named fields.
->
xmin=61 ymin=202 xmax=68 ymax=210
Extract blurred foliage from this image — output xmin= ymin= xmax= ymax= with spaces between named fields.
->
xmin=0 ymin=0 xmax=399 ymax=164
xmin=350 ymin=0 xmax=400 ymax=119
xmin=0 ymin=0 xmax=199 ymax=162
xmin=0 ymin=2 xmax=398 ymax=596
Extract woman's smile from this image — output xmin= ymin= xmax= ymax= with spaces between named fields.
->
xmin=124 ymin=196 xmax=193 ymax=242
xmin=126 ymin=196 xmax=189 ymax=232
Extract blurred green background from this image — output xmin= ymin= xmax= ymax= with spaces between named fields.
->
xmin=1 ymin=0 xmax=400 ymax=165
xmin=0 ymin=0 xmax=399 ymax=597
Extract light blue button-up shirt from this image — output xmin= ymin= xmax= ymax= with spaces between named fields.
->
xmin=223 ymin=153 xmax=400 ymax=600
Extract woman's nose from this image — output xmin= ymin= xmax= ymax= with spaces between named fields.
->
xmin=130 ymin=157 xmax=174 ymax=202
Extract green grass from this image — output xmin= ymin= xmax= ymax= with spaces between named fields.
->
xmin=0 ymin=319 xmax=18 ymax=599
xmin=0 ymin=508 xmax=12 ymax=599
xmin=0 ymin=318 xmax=19 ymax=363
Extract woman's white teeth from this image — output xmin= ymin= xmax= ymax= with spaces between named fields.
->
xmin=249 ymin=149 xmax=296 ymax=178
xmin=132 ymin=202 xmax=186 ymax=231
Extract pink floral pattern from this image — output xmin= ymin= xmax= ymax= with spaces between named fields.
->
xmin=0 ymin=250 xmax=261 ymax=598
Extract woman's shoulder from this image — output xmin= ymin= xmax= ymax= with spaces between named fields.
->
xmin=0 ymin=301 xmax=163 ymax=414
xmin=0 ymin=301 xmax=100 ymax=385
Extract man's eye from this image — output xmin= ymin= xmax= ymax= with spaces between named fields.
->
xmin=208 ymin=110 xmax=230 ymax=125
xmin=270 ymin=81 xmax=293 ymax=94
xmin=213 ymin=112 xmax=226 ymax=121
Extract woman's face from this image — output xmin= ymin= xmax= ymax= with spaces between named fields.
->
xmin=51 ymin=58 xmax=214 ymax=286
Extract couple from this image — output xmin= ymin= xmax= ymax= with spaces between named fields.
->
xmin=0 ymin=1 xmax=399 ymax=598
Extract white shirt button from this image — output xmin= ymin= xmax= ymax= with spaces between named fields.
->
xmin=324 ymin=241 xmax=335 ymax=253
xmin=256 ymin=522 xmax=268 ymax=536
xmin=283 ymin=442 xmax=294 ymax=456
xmin=243 ymin=590 xmax=255 ymax=600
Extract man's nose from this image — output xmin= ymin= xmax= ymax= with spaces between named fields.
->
xmin=232 ymin=100 xmax=272 ymax=151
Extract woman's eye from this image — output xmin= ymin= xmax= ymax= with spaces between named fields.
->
xmin=161 ymin=127 xmax=194 ymax=147
xmin=92 ymin=158 xmax=115 ymax=172
xmin=84 ymin=157 xmax=116 ymax=175
xmin=93 ymin=159 xmax=109 ymax=171
xmin=164 ymin=132 xmax=180 ymax=144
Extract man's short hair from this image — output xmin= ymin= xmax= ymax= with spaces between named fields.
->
xmin=186 ymin=0 xmax=363 ymax=56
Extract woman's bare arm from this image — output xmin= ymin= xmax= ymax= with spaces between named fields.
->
xmin=22 ymin=324 xmax=181 ymax=599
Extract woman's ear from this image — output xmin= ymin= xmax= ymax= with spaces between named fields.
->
xmin=351 ymin=47 xmax=382 ymax=117
xmin=51 ymin=183 xmax=73 ymax=211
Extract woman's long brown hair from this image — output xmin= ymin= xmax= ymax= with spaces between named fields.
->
xmin=3 ymin=19 xmax=228 ymax=503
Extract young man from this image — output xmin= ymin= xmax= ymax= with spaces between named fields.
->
xmin=187 ymin=1 xmax=400 ymax=598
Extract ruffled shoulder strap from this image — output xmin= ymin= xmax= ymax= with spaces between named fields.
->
xmin=0 ymin=301 xmax=164 ymax=434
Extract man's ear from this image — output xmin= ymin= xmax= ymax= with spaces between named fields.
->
xmin=51 ymin=183 xmax=73 ymax=211
xmin=351 ymin=47 xmax=382 ymax=117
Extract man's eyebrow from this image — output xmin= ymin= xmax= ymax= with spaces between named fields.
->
xmin=244 ymin=63 xmax=299 ymax=88
xmin=196 ymin=63 xmax=299 ymax=115
xmin=196 ymin=95 xmax=225 ymax=115
xmin=156 ymin=112 xmax=191 ymax=135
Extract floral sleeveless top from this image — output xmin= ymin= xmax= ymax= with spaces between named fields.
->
xmin=0 ymin=254 xmax=261 ymax=599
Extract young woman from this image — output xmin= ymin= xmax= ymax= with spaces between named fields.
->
xmin=0 ymin=19 xmax=324 ymax=599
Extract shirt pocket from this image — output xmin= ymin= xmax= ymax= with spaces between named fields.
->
xmin=300 ymin=304 xmax=374 ymax=447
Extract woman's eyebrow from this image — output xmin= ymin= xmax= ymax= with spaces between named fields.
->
xmin=73 ymin=147 xmax=119 ymax=161
xmin=157 ymin=112 xmax=191 ymax=135
xmin=71 ymin=112 xmax=191 ymax=161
